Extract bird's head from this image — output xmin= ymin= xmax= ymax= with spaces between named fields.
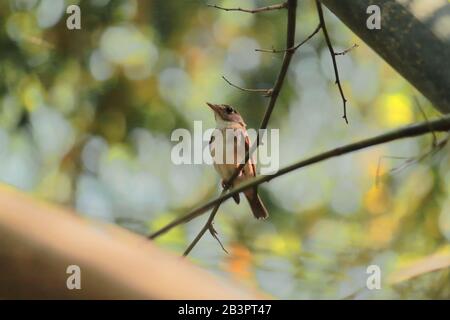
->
xmin=206 ymin=102 xmax=245 ymax=127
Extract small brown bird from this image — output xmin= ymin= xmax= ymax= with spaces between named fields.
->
xmin=207 ymin=102 xmax=268 ymax=219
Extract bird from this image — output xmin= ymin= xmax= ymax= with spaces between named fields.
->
xmin=206 ymin=102 xmax=269 ymax=219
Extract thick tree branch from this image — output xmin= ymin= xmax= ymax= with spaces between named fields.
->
xmin=207 ymin=2 xmax=288 ymax=14
xmin=149 ymin=115 xmax=450 ymax=239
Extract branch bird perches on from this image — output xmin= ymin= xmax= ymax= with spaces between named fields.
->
xmin=150 ymin=115 xmax=450 ymax=241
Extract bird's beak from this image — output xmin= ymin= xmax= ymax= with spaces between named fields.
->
xmin=206 ymin=102 xmax=220 ymax=114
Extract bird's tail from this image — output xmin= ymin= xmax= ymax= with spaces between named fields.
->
xmin=244 ymin=189 xmax=269 ymax=220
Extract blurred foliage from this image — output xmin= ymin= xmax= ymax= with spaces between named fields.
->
xmin=0 ymin=0 xmax=449 ymax=299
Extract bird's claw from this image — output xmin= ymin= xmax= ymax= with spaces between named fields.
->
xmin=221 ymin=180 xmax=231 ymax=189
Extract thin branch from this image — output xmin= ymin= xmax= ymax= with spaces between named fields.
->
xmin=208 ymin=224 xmax=229 ymax=254
xmin=376 ymin=99 xmax=448 ymax=186
xmin=207 ymin=2 xmax=288 ymax=14
xmin=222 ymin=76 xmax=273 ymax=97
xmin=148 ymin=115 xmax=450 ymax=239
xmin=256 ymin=23 xmax=321 ymax=53
xmin=182 ymin=192 xmax=223 ymax=256
xmin=414 ymin=96 xmax=437 ymax=147
xmin=334 ymin=43 xmax=359 ymax=56
xmin=258 ymin=0 xmax=298 ymax=131
xmin=316 ymin=0 xmax=349 ymax=124
xmin=178 ymin=0 xmax=298 ymax=256
xmin=375 ymin=155 xmax=411 ymax=187
xmin=377 ymin=132 xmax=450 ymax=186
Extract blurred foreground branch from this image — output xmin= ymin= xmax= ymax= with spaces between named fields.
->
xmin=388 ymin=248 xmax=450 ymax=285
xmin=0 ymin=185 xmax=258 ymax=299
xmin=150 ymin=115 xmax=450 ymax=239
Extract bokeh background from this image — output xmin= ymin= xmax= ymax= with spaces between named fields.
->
xmin=0 ymin=0 xmax=449 ymax=299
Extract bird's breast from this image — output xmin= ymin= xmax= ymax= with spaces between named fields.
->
xmin=209 ymin=127 xmax=247 ymax=166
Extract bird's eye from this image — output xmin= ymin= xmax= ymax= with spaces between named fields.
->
xmin=225 ymin=106 xmax=234 ymax=114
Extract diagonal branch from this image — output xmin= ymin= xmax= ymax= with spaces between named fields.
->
xmin=207 ymin=2 xmax=288 ymax=14
xmin=175 ymin=0 xmax=298 ymax=256
xmin=183 ymin=193 xmax=223 ymax=256
xmin=149 ymin=115 xmax=450 ymax=239
xmin=316 ymin=0 xmax=349 ymax=124
xmin=183 ymin=206 xmax=224 ymax=256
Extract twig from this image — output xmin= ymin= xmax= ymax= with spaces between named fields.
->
xmin=222 ymin=76 xmax=273 ymax=97
xmin=207 ymin=2 xmax=288 ymax=14
xmin=335 ymin=43 xmax=359 ymax=56
xmin=376 ymin=131 xmax=450 ymax=186
xmin=182 ymin=191 xmax=223 ymax=256
xmin=178 ymin=0 xmax=298 ymax=256
xmin=414 ymin=96 xmax=437 ymax=148
xmin=208 ymin=224 xmax=229 ymax=254
xmin=149 ymin=115 xmax=450 ymax=239
xmin=256 ymin=23 xmax=321 ymax=53
xmin=316 ymin=0 xmax=349 ymax=124
xmin=375 ymin=99 xmax=448 ymax=186
xmin=375 ymin=155 xmax=411 ymax=187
